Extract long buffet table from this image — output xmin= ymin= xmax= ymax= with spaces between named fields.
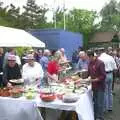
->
xmin=0 ymin=85 xmax=94 ymax=120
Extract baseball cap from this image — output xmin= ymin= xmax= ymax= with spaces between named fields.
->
xmin=26 ymin=54 xmax=35 ymax=60
xmin=7 ymin=54 xmax=16 ymax=61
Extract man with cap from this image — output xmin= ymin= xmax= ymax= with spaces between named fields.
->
xmin=22 ymin=54 xmax=44 ymax=86
xmin=3 ymin=54 xmax=22 ymax=86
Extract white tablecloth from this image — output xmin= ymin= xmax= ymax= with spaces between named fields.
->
xmin=0 ymin=86 xmax=94 ymax=120
xmin=0 ymin=97 xmax=43 ymax=120
xmin=35 ymin=86 xmax=94 ymax=120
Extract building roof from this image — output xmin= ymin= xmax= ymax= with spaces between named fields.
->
xmin=89 ymin=32 xmax=115 ymax=43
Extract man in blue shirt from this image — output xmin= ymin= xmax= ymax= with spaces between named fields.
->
xmin=39 ymin=49 xmax=50 ymax=86
xmin=40 ymin=49 xmax=50 ymax=71
xmin=76 ymin=51 xmax=89 ymax=70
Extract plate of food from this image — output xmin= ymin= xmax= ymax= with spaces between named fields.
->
xmin=71 ymin=75 xmax=80 ymax=81
xmin=9 ymin=79 xmax=24 ymax=85
xmin=10 ymin=87 xmax=24 ymax=98
xmin=25 ymin=92 xmax=36 ymax=99
xmin=74 ymin=88 xmax=86 ymax=95
xmin=40 ymin=87 xmax=53 ymax=94
xmin=0 ymin=87 xmax=11 ymax=97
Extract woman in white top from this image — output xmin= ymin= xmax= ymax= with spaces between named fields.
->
xmin=22 ymin=54 xmax=44 ymax=86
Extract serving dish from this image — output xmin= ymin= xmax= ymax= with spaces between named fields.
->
xmin=9 ymin=79 xmax=24 ymax=85
xmin=62 ymin=93 xmax=79 ymax=103
xmin=40 ymin=93 xmax=56 ymax=102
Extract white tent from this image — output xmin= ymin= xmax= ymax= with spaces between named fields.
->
xmin=0 ymin=26 xmax=45 ymax=47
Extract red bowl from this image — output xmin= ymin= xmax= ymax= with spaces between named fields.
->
xmin=40 ymin=93 xmax=56 ymax=102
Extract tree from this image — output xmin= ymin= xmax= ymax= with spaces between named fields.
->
xmin=100 ymin=0 xmax=120 ymax=31
xmin=67 ymin=9 xmax=96 ymax=48
xmin=53 ymin=8 xmax=96 ymax=48
xmin=6 ymin=4 xmax=20 ymax=27
xmin=0 ymin=2 xmax=21 ymax=28
xmin=21 ymin=0 xmax=48 ymax=29
xmin=0 ymin=1 xmax=9 ymax=26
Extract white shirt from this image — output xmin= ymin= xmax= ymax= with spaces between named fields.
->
xmin=22 ymin=62 xmax=44 ymax=84
xmin=98 ymin=53 xmax=117 ymax=72
xmin=16 ymin=55 xmax=21 ymax=66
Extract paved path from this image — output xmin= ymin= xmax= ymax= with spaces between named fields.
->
xmin=104 ymin=83 xmax=120 ymax=120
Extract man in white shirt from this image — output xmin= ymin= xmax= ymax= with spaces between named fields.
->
xmin=98 ymin=48 xmax=117 ymax=112
xmin=22 ymin=54 xmax=44 ymax=87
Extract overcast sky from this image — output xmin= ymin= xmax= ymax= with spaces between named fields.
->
xmin=1 ymin=0 xmax=119 ymax=22
xmin=1 ymin=0 xmax=112 ymax=11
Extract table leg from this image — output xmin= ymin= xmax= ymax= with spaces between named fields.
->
xmin=39 ymin=107 xmax=46 ymax=120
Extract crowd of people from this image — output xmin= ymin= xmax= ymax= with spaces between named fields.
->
xmin=0 ymin=47 xmax=119 ymax=120
xmin=72 ymin=47 xmax=120 ymax=120
xmin=0 ymin=47 xmax=68 ymax=87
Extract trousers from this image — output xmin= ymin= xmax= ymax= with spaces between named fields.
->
xmin=104 ymin=72 xmax=113 ymax=111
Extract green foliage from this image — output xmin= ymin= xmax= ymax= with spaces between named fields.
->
xmin=0 ymin=0 xmax=48 ymax=29
xmin=100 ymin=0 xmax=120 ymax=31
xmin=112 ymin=34 xmax=120 ymax=43
xmin=67 ymin=9 xmax=96 ymax=33
xmin=0 ymin=1 xmax=96 ymax=48
xmin=15 ymin=47 xmax=32 ymax=56
xmin=21 ymin=0 xmax=48 ymax=29
xmin=54 ymin=8 xmax=96 ymax=48
xmin=0 ymin=2 xmax=21 ymax=27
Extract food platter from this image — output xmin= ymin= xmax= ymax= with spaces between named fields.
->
xmin=0 ymin=87 xmax=24 ymax=98
xmin=10 ymin=87 xmax=24 ymax=98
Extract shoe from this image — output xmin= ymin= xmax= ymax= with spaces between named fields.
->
xmin=108 ymin=109 xmax=112 ymax=112
xmin=96 ymin=118 xmax=103 ymax=120
xmin=112 ymin=92 xmax=116 ymax=96
xmin=96 ymin=118 xmax=104 ymax=120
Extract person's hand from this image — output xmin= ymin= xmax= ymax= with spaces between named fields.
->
xmin=90 ymin=78 xmax=98 ymax=82
xmin=7 ymin=82 xmax=13 ymax=88
xmin=36 ymin=77 xmax=40 ymax=81
xmin=86 ymin=76 xmax=91 ymax=82
xmin=74 ymin=79 xmax=81 ymax=84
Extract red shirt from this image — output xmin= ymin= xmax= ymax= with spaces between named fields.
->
xmin=47 ymin=60 xmax=60 ymax=75
xmin=88 ymin=59 xmax=106 ymax=90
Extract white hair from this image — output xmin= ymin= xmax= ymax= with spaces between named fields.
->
xmin=79 ymin=51 xmax=86 ymax=57
xmin=44 ymin=49 xmax=50 ymax=53
xmin=60 ymin=48 xmax=65 ymax=53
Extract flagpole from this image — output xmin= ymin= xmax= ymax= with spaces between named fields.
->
xmin=54 ymin=0 xmax=57 ymax=29
xmin=63 ymin=0 xmax=66 ymax=30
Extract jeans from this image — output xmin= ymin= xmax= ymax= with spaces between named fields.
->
xmin=104 ymin=72 xmax=113 ymax=111
xmin=93 ymin=89 xmax=104 ymax=120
